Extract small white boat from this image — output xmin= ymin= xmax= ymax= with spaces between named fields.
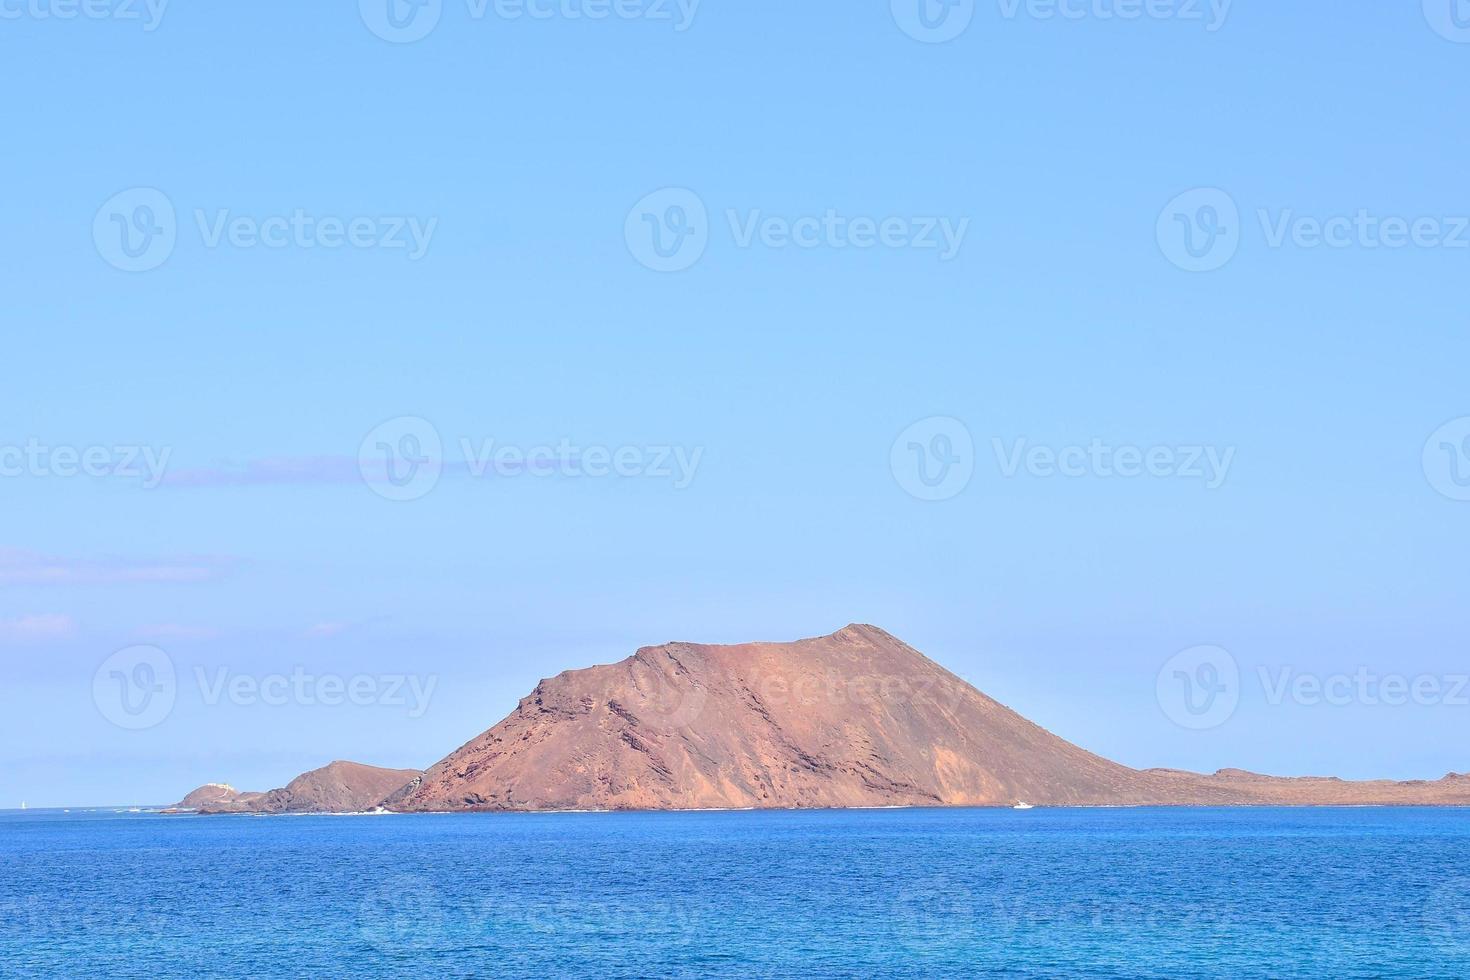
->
xmin=1012 ymin=801 xmax=1034 ymax=810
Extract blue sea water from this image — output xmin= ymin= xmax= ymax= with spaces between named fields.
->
xmin=3 ymin=806 xmax=1469 ymax=978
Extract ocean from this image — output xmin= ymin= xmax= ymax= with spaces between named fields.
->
xmin=2 ymin=806 xmax=1468 ymax=978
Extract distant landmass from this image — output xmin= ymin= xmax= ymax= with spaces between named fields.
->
xmin=177 ymin=625 xmax=1470 ymax=814
xmin=175 ymin=783 xmax=242 ymax=810
xmin=175 ymin=761 xmax=419 ymax=815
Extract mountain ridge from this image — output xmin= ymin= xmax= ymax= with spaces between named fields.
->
xmin=386 ymin=625 xmax=1470 ymax=812
xmin=177 ymin=761 xmax=420 ymax=814
xmin=178 ymin=626 xmax=1470 ymax=813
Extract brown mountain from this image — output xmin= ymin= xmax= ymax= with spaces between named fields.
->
xmin=387 ymin=625 xmax=1470 ymax=812
xmin=190 ymin=761 xmax=420 ymax=814
xmin=174 ymin=783 xmax=243 ymax=810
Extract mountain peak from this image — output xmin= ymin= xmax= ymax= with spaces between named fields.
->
xmin=832 ymin=624 xmax=921 ymax=652
xmin=187 ymin=761 xmax=419 ymax=814
xmin=391 ymin=626 xmax=1146 ymax=812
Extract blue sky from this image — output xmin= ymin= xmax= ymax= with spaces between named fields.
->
xmin=3 ymin=1 xmax=1469 ymax=806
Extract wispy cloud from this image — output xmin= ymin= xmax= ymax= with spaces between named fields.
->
xmin=0 ymin=549 xmax=236 ymax=586
xmin=153 ymin=444 xmax=695 ymax=495
xmin=156 ymin=451 xmax=599 ymax=490
xmin=159 ymin=456 xmax=364 ymax=488
xmin=0 ymin=614 xmax=78 ymax=642
xmin=135 ymin=624 xmax=222 ymax=641
xmin=302 ymin=615 xmax=394 ymax=639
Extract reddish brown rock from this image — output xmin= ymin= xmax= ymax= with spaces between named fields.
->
xmin=174 ymin=783 xmax=242 ymax=810
xmin=196 ymin=761 xmax=420 ymax=814
xmin=386 ymin=625 xmax=1470 ymax=812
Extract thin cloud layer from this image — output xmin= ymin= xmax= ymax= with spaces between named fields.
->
xmin=135 ymin=624 xmax=223 ymax=641
xmin=159 ymin=456 xmax=365 ymax=488
xmin=0 ymin=614 xmax=78 ymax=642
xmin=0 ymin=549 xmax=236 ymax=586
xmin=157 ymin=451 xmax=609 ymax=489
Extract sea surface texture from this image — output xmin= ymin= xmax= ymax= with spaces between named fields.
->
xmin=3 ymin=806 xmax=1468 ymax=977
